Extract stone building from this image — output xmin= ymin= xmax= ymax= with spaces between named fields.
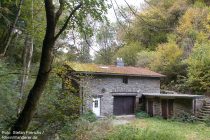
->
xmin=66 ymin=61 xmax=204 ymax=119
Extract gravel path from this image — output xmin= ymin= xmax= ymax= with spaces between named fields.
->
xmin=112 ymin=115 xmax=136 ymax=126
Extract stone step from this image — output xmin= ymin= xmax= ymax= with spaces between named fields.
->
xmin=196 ymin=99 xmax=210 ymax=121
xmin=197 ymin=118 xmax=207 ymax=121
xmin=202 ymin=106 xmax=210 ymax=109
xmin=200 ymin=110 xmax=210 ymax=113
xmin=197 ymin=114 xmax=210 ymax=119
xmin=197 ymin=112 xmax=208 ymax=116
xmin=197 ymin=116 xmax=206 ymax=119
xmin=197 ymin=117 xmax=209 ymax=121
xmin=200 ymin=109 xmax=210 ymax=112
xmin=198 ymin=116 xmax=208 ymax=120
xmin=202 ymin=107 xmax=210 ymax=110
xmin=200 ymin=110 xmax=210 ymax=114
xmin=198 ymin=114 xmax=210 ymax=118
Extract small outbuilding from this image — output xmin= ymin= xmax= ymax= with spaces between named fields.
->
xmin=143 ymin=93 xmax=203 ymax=119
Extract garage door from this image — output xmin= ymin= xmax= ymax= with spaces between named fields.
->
xmin=113 ymin=96 xmax=135 ymax=115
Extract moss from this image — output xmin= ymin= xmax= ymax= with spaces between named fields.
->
xmin=65 ymin=61 xmax=102 ymax=72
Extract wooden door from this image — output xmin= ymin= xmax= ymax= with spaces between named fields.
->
xmin=161 ymin=99 xmax=168 ymax=119
xmin=113 ymin=96 xmax=135 ymax=115
xmin=168 ymin=99 xmax=174 ymax=118
xmin=148 ymin=100 xmax=153 ymax=116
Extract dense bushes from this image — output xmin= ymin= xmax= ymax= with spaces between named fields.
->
xmin=186 ymin=42 xmax=210 ymax=94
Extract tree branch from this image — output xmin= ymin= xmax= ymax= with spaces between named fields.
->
xmin=55 ymin=0 xmax=65 ymax=25
xmin=54 ymin=3 xmax=83 ymax=40
xmin=83 ymin=31 xmax=100 ymax=54
xmin=123 ymin=0 xmax=173 ymax=31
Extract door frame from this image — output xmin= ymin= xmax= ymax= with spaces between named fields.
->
xmin=113 ymin=96 xmax=135 ymax=115
xmin=161 ymin=99 xmax=168 ymax=119
xmin=168 ymin=99 xmax=174 ymax=118
xmin=161 ymin=99 xmax=174 ymax=119
xmin=147 ymin=99 xmax=154 ymax=116
xmin=92 ymin=97 xmax=101 ymax=116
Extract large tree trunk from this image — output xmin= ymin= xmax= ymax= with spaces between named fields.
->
xmin=10 ymin=0 xmax=56 ymax=134
xmin=9 ymin=0 xmax=82 ymax=136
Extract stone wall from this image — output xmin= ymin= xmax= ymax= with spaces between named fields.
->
xmin=194 ymin=98 xmax=205 ymax=115
xmin=81 ymin=75 xmax=160 ymax=116
xmin=173 ymin=99 xmax=192 ymax=115
xmin=144 ymin=98 xmax=196 ymax=118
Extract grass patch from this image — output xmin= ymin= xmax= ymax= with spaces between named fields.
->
xmin=73 ymin=118 xmax=113 ymax=140
xmin=72 ymin=117 xmax=210 ymax=140
xmin=106 ymin=118 xmax=210 ymax=140
xmin=106 ymin=125 xmax=183 ymax=140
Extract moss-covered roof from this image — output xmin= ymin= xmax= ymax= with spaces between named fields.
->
xmin=65 ymin=62 xmax=165 ymax=77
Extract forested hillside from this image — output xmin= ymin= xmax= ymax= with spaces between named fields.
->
xmin=0 ymin=0 xmax=209 ymax=139
xmin=95 ymin=0 xmax=210 ymax=94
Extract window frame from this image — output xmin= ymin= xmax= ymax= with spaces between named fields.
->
xmin=122 ymin=76 xmax=128 ymax=84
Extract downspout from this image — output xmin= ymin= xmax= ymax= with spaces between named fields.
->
xmin=81 ymin=86 xmax=84 ymax=114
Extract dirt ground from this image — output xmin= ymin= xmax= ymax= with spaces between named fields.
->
xmin=112 ymin=115 xmax=136 ymax=125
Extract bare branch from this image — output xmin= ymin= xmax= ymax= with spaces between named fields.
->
xmin=113 ymin=0 xmax=130 ymax=23
xmin=123 ymin=0 xmax=173 ymax=31
xmin=54 ymin=3 xmax=83 ymax=40
xmin=83 ymin=31 xmax=100 ymax=54
xmin=110 ymin=0 xmax=129 ymax=34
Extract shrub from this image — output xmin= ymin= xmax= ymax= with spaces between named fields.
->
xmin=135 ymin=111 xmax=149 ymax=119
xmin=81 ymin=110 xmax=97 ymax=122
xmin=204 ymin=116 xmax=210 ymax=127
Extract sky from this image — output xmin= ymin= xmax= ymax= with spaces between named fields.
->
xmin=107 ymin=0 xmax=145 ymax=22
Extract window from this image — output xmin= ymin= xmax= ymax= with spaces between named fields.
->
xmin=139 ymin=98 xmax=143 ymax=104
xmin=122 ymin=77 xmax=128 ymax=84
xmin=94 ymin=100 xmax=98 ymax=108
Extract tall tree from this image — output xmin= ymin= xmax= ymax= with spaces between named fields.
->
xmin=94 ymin=23 xmax=118 ymax=65
xmin=18 ymin=0 xmax=34 ymax=115
xmin=118 ymin=0 xmax=189 ymax=49
xmin=10 ymin=0 xmax=107 ymax=135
